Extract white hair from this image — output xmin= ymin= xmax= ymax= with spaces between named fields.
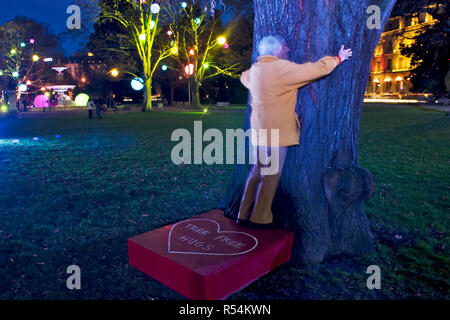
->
xmin=257 ymin=35 xmax=286 ymax=57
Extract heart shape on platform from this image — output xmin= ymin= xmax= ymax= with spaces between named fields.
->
xmin=168 ymin=219 xmax=258 ymax=256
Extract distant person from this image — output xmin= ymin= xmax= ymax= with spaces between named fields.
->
xmin=16 ymin=99 xmax=22 ymax=112
xmin=21 ymin=97 xmax=28 ymax=112
xmin=96 ymin=97 xmax=103 ymax=119
xmin=88 ymin=99 xmax=94 ymax=119
xmin=112 ymin=97 xmax=118 ymax=113
xmin=102 ymin=97 xmax=107 ymax=113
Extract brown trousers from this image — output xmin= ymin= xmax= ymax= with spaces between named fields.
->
xmin=237 ymin=146 xmax=288 ymax=224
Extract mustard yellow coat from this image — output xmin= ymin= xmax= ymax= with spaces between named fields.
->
xmin=240 ymin=55 xmax=341 ymax=147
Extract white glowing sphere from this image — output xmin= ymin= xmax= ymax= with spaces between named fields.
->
xmin=131 ymin=77 xmax=145 ymax=91
xmin=150 ymin=3 xmax=160 ymax=14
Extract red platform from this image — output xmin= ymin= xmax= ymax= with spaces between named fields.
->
xmin=127 ymin=209 xmax=294 ymax=300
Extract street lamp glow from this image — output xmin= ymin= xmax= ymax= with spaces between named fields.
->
xmin=110 ymin=69 xmax=119 ymax=77
xmin=32 ymin=55 xmax=39 ymax=62
xmin=150 ymin=3 xmax=160 ymax=14
xmin=181 ymin=2 xmax=187 ymax=8
xmin=217 ymin=36 xmax=227 ymax=45
xmin=161 ymin=65 xmax=168 ymax=71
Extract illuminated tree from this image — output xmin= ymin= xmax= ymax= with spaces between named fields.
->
xmin=95 ymin=0 xmax=178 ymax=111
xmin=163 ymin=0 xmax=241 ymax=107
xmin=0 ymin=17 xmax=62 ymax=96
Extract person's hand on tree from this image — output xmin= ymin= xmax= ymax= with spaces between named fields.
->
xmin=338 ymin=45 xmax=352 ymax=63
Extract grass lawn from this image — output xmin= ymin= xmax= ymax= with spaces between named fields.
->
xmin=0 ymin=105 xmax=448 ymax=300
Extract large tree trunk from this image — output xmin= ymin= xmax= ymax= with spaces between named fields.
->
xmin=143 ymin=78 xmax=152 ymax=112
xmin=191 ymin=79 xmax=201 ymax=108
xmin=219 ymin=0 xmax=396 ymax=264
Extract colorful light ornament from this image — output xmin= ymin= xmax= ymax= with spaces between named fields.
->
xmin=150 ymin=3 xmax=160 ymax=14
xmin=217 ymin=36 xmax=226 ymax=45
xmin=20 ymin=42 xmax=26 ymax=48
xmin=75 ymin=93 xmax=90 ymax=107
xmin=189 ymin=48 xmax=195 ymax=56
xmin=12 ymin=71 xmax=19 ymax=78
xmin=224 ymin=43 xmax=229 ymax=49
xmin=1 ymin=105 xmax=7 ymax=113
xmin=150 ymin=20 xmax=155 ymax=29
xmin=203 ymin=63 xmax=209 ymax=69
xmin=171 ymin=46 xmax=178 ymax=54
xmin=185 ymin=63 xmax=194 ymax=76
xmin=167 ymin=30 xmax=173 ymax=36
xmin=161 ymin=65 xmax=168 ymax=71
xmin=11 ymin=49 xmax=17 ymax=55
xmin=139 ymin=33 xmax=146 ymax=41
xmin=0 ymin=71 xmax=3 ymax=76
xmin=181 ymin=2 xmax=188 ymax=8
xmin=194 ymin=18 xmax=201 ymax=25
xmin=34 ymin=95 xmax=50 ymax=108
xmin=26 ymin=80 xmax=32 ymax=85
xmin=131 ymin=77 xmax=145 ymax=91
xmin=18 ymin=84 xmax=27 ymax=92
xmin=32 ymin=55 xmax=39 ymax=62
xmin=29 ymin=38 xmax=35 ymax=44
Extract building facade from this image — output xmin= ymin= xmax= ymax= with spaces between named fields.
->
xmin=365 ymin=11 xmax=437 ymax=98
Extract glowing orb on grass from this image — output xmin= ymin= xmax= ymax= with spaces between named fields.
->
xmin=34 ymin=95 xmax=50 ymax=108
xmin=1 ymin=105 xmax=7 ymax=113
xmin=131 ymin=77 xmax=145 ymax=91
xmin=75 ymin=93 xmax=90 ymax=107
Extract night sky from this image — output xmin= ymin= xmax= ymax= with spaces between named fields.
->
xmin=0 ymin=0 xmax=83 ymax=56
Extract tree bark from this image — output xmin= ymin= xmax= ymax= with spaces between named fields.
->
xmin=143 ymin=77 xmax=152 ymax=111
xmin=219 ymin=0 xmax=397 ymax=264
xmin=191 ymin=79 xmax=201 ymax=108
